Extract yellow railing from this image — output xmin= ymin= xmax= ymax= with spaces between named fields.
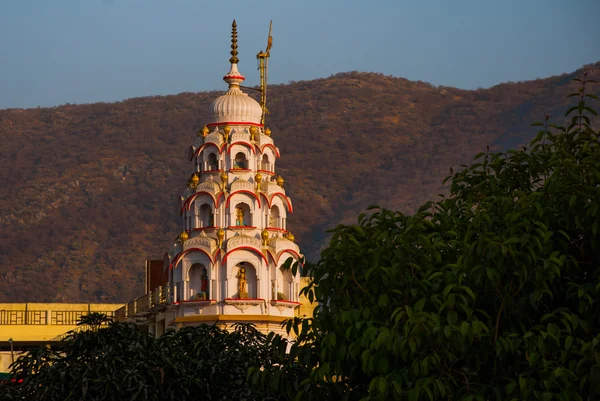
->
xmin=0 ymin=310 xmax=115 ymax=326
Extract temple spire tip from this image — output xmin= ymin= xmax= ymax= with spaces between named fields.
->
xmin=229 ymin=20 xmax=239 ymax=64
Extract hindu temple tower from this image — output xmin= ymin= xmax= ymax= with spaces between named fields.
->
xmin=116 ymin=21 xmax=304 ymax=337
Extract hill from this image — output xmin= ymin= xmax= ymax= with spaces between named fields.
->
xmin=0 ymin=62 xmax=599 ymax=303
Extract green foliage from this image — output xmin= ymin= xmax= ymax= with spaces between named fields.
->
xmin=268 ymin=75 xmax=600 ymax=400
xmin=0 ymin=319 xmax=294 ymax=401
xmin=77 ymin=311 xmax=113 ymax=331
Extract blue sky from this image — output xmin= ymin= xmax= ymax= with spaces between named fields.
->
xmin=0 ymin=0 xmax=598 ymax=109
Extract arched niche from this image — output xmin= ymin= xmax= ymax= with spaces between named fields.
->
xmin=206 ymin=152 xmax=219 ymax=171
xmin=198 ymin=203 xmax=214 ymax=228
xmin=269 ymin=205 xmax=281 ymax=228
xmin=188 ymin=263 xmax=209 ymax=300
xmin=233 ymin=152 xmax=248 ymax=169
xmin=234 ymin=202 xmax=251 ymax=226
xmin=261 ymin=147 xmax=276 ymax=163
xmin=268 ymin=198 xmax=288 ymax=229
xmin=260 ymin=154 xmax=272 ymax=172
xmin=235 ymin=261 xmax=257 ymax=299
xmin=276 ymin=265 xmax=294 ymax=301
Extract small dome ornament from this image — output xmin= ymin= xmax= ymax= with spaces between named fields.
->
xmin=261 ymin=228 xmax=270 ymax=247
xmin=249 ymin=125 xmax=258 ymax=141
xmin=202 ymin=126 xmax=209 ymax=137
xmin=223 ymin=125 xmax=231 ymax=142
xmin=180 ymin=231 xmax=189 ymax=243
xmin=265 ymin=127 xmax=272 ymax=137
xmin=287 ymin=232 xmax=295 ymax=242
xmin=255 ymin=172 xmax=263 ymax=191
xmin=217 ymin=227 xmax=225 ymax=248
xmin=191 ymin=173 xmax=200 ymax=186
xmin=276 ymin=175 xmax=284 ymax=187
xmin=220 ymin=172 xmax=228 ymax=190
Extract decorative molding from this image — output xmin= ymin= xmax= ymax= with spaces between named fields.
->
xmin=230 ymin=179 xmax=254 ymax=192
xmin=270 ymin=300 xmax=300 ymax=313
xmin=207 ymin=122 xmax=264 ymax=127
xmin=226 ymin=234 xmax=262 ymax=251
xmin=180 ymin=299 xmax=217 ymax=313
xmin=223 ymin=298 xmax=265 ymax=312
xmin=197 ymin=180 xmax=221 ymax=192
xmin=267 ymin=237 xmax=300 ymax=255
xmin=184 ymin=234 xmax=217 ymax=251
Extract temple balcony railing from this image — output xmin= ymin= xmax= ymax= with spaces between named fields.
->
xmin=115 ymin=282 xmax=178 ymax=322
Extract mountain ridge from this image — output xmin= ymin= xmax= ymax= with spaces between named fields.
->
xmin=1 ymin=61 xmax=598 ymax=303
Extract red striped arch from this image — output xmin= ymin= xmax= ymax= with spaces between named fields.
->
xmin=227 ymin=141 xmax=255 ymax=154
xmin=170 ymin=247 xmax=215 ymax=269
xmin=270 ymin=193 xmax=293 ymax=213
xmin=260 ymin=144 xmax=280 ymax=158
xmin=226 ymin=190 xmax=261 ymax=208
xmin=222 ymin=246 xmax=268 ymax=265
xmin=193 ymin=142 xmax=227 ymax=158
xmin=276 ymin=249 xmax=301 ymax=265
xmin=180 ymin=191 xmax=224 ymax=215
xmin=259 ymin=192 xmax=293 ymax=213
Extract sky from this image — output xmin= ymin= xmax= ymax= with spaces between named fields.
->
xmin=0 ymin=0 xmax=598 ymax=109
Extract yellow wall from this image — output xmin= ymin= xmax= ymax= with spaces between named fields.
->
xmin=0 ymin=303 xmax=123 ymax=343
xmin=296 ymin=277 xmax=315 ymax=319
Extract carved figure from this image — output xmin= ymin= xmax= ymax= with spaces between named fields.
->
xmin=200 ymin=269 xmax=208 ymax=293
xmin=236 ymin=267 xmax=247 ymax=296
xmin=236 ymin=207 xmax=245 ymax=226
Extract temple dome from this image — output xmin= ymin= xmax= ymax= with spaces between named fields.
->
xmin=210 ymin=60 xmax=262 ymax=125
xmin=210 ymin=87 xmax=262 ymax=125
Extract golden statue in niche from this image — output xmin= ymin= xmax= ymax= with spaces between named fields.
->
xmin=236 ymin=267 xmax=247 ymax=298
xmin=236 ymin=207 xmax=245 ymax=226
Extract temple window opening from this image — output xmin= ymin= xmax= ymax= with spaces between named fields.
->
xmin=261 ymin=154 xmax=271 ymax=172
xmin=234 ymin=203 xmax=251 ymax=226
xmin=236 ymin=262 xmax=257 ymax=298
xmin=234 ymin=152 xmax=247 ymax=169
xmin=199 ymin=203 xmax=213 ymax=228
xmin=207 ymin=153 xmax=218 ymax=171
xmin=270 ymin=205 xmax=281 ymax=228
xmin=278 ymin=266 xmax=294 ymax=301
xmin=189 ymin=264 xmax=209 ymax=300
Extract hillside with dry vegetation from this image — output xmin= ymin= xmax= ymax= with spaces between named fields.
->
xmin=0 ymin=62 xmax=598 ymax=303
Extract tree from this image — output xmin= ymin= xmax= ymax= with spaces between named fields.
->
xmin=273 ymin=74 xmax=600 ymax=400
xmin=0 ymin=317 xmax=292 ymax=401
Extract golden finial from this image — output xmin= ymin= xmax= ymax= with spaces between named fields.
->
xmin=229 ymin=20 xmax=239 ymax=64
xmin=249 ymin=125 xmax=258 ymax=141
xmin=202 ymin=125 xmax=209 ymax=137
xmin=191 ymin=173 xmax=200 ymax=187
xmin=287 ymin=232 xmax=295 ymax=242
xmin=261 ymin=228 xmax=270 ymax=247
xmin=223 ymin=125 xmax=231 ymax=142
xmin=276 ymin=175 xmax=284 ymax=187
xmin=180 ymin=231 xmax=189 ymax=243
xmin=255 ymin=172 xmax=263 ymax=191
xmin=217 ymin=228 xmax=225 ymax=248
xmin=220 ymin=172 xmax=228 ymax=190
xmin=265 ymin=127 xmax=271 ymax=137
